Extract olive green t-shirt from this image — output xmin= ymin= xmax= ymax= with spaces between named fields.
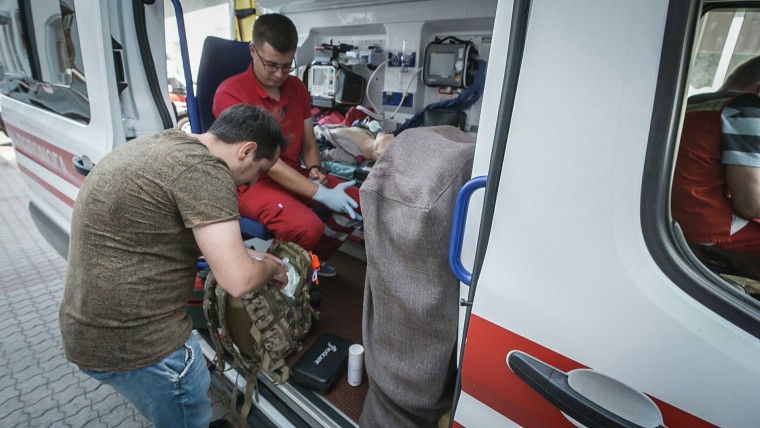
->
xmin=60 ymin=129 xmax=239 ymax=371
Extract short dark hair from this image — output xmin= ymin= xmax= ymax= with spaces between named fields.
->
xmin=208 ymin=104 xmax=288 ymax=160
xmin=252 ymin=13 xmax=298 ymax=53
xmin=721 ymin=55 xmax=760 ymax=92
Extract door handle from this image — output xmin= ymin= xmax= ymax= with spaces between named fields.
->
xmin=449 ymin=175 xmax=487 ymax=286
xmin=507 ymin=351 xmax=665 ymax=428
xmin=73 ymin=155 xmax=93 ymax=176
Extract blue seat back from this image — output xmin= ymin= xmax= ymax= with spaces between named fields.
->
xmin=195 ymin=36 xmax=251 ymax=132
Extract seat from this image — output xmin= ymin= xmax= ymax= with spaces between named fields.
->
xmin=195 ymin=36 xmax=251 ymax=132
xmin=195 ymin=36 xmax=274 ymax=240
xmin=239 ymin=216 xmax=273 ymax=241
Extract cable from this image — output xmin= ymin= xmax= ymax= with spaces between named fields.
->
xmin=388 ymin=67 xmax=423 ymax=119
xmin=356 ymin=105 xmax=384 ymax=121
xmin=365 ymin=59 xmax=388 ymax=119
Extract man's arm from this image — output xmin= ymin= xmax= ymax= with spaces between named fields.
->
xmin=268 ymin=119 xmax=359 ymax=218
xmin=301 ymin=118 xmax=327 ymax=184
xmin=193 ymin=220 xmax=287 ymax=297
xmin=266 ymin=118 xmax=326 ymax=196
xmin=267 ymin=118 xmax=327 ymax=198
xmin=726 ymin=165 xmax=760 ymax=219
xmin=723 ymin=94 xmax=760 ymax=219
xmin=266 ymin=158 xmax=320 ymax=198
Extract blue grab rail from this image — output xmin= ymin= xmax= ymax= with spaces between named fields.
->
xmin=170 ymin=0 xmax=200 ymax=134
xmin=449 ymin=176 xmax=487 ymax=286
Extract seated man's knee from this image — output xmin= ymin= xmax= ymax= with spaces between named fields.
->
xmin=278 ymin=214 xmax=323 ymax=250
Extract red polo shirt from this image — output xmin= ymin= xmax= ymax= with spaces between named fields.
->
xmin=212 ymin=64 xmax=311 ymax=172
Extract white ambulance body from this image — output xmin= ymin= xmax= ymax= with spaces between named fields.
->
xmin=1 ymin=0 xmax=759 ymax=426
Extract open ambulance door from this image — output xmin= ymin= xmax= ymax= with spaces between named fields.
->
xmin=0 ymin=0 xmax=173 ymax=258
xmin=451 ymin=0 xmax=760 ymax=426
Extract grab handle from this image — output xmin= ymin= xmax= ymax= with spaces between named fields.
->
xmin=507 ymin=351 xmax=665 ymax=428
xmin=449 ymin=176 xmax=487 ymax=286
xmin=73 ymin=155 xmax=93 ymax=176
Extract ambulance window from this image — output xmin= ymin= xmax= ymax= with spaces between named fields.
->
xmin=688 ymin=9 xmax=760 ymax=95
xmin=0 ymin=5 xmax=32 ymax=94
xmin=651 ymin=5 xmax=760 ymax=336
xmin=0 ymin=0 xmax=89 ymax=123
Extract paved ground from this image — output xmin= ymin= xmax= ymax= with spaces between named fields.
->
xmin=0 ymin=138 xmax=229 ymax=427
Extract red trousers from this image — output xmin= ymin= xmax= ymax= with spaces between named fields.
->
xmin=237 ymin=172 xmax=361 ymax=261
xmin=716 ymin=220 xmax=760 ymax=257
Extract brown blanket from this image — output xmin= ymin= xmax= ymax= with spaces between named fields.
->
xmin=359 ymin=126 xmax=476 ymax=427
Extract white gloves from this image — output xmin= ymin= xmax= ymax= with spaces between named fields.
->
xmin=312 ymin=181 xmax=361 ymax=220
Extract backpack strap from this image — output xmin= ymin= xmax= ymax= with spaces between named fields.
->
xmin=239 ymin=381 xmax=256 ymax=427
xmin=203 ymin=271 xmax=229 ymax=401
xmin=204 ymin=271 xmax=262 ymax=426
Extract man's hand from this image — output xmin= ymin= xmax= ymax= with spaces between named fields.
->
xmin=308 ymin=168 xmax=328 ymax=186
xmin=246 ymin=248 xmax=287 ymax=268
xmin=265 ymin=258 xmax=289 ymax=289
xmin=312 ymin=180 xmax=361 ymax=220
xmin=246 ymin=248 xmax=288 ymax=287
xmin=193 ymin=220 xmax=288 ymax=297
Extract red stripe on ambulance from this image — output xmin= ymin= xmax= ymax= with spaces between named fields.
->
xmin=17 ymin=164 xmax=76 ymax=207
xmin=5 ymin=123 xmax=85 ymax=188
xmin=458 ymin=315 xmax=716 ymax=427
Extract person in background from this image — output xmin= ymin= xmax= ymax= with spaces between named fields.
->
xmin=672 ymin=55 xmax=760 ymax=271
xmin=59 ymin=104 xmax=288 ymax=428
xmin=213 ymin=13 xmax=362 ymax=277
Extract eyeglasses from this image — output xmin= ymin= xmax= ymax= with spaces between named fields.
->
xmin=252 ymin=47 xmax=296 ymax=73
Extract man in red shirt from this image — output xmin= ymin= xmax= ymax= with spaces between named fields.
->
xmin=213 ymin=13 xmax=361 ymax=275
xmin=672 ymin=56 xmax=760 ymax=280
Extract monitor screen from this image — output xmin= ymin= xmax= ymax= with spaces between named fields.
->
xmin=428 ymin=52 xmax=456 ymax=78
xmin=312 ymin=68 xmax=328 ymax=86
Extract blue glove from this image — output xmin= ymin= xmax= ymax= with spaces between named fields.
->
xmin=312 ymin=180 xmax=362 ymax=220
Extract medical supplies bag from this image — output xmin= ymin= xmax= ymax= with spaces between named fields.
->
xmin=203 ymin=241 xmax=318 ymax=426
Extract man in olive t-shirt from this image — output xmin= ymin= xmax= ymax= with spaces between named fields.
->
xmin=59 ymin=105 xmax=288 ymax=428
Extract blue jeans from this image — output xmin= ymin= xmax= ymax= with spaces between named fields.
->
xmin=80 ymin=334 xmax=212 ymax=428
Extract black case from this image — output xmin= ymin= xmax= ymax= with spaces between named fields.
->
xmin=291 ymin=333 xmax=353 ymax=394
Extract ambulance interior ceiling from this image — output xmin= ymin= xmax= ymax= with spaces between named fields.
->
xmin=258 ymin=0 xmax=497 ymax=133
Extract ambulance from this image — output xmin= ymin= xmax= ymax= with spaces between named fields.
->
xmin=0 ymin=0 xmax=758 ymax=426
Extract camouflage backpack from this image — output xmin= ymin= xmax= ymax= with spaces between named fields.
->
xmin=203 ymin=241 xmax=318 ymax=425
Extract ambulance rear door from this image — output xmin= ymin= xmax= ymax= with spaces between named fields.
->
xmin=0 ymin=0 xmax=172 ymax=257
xmin=452 ymin=0 xmax=760 ymax=426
